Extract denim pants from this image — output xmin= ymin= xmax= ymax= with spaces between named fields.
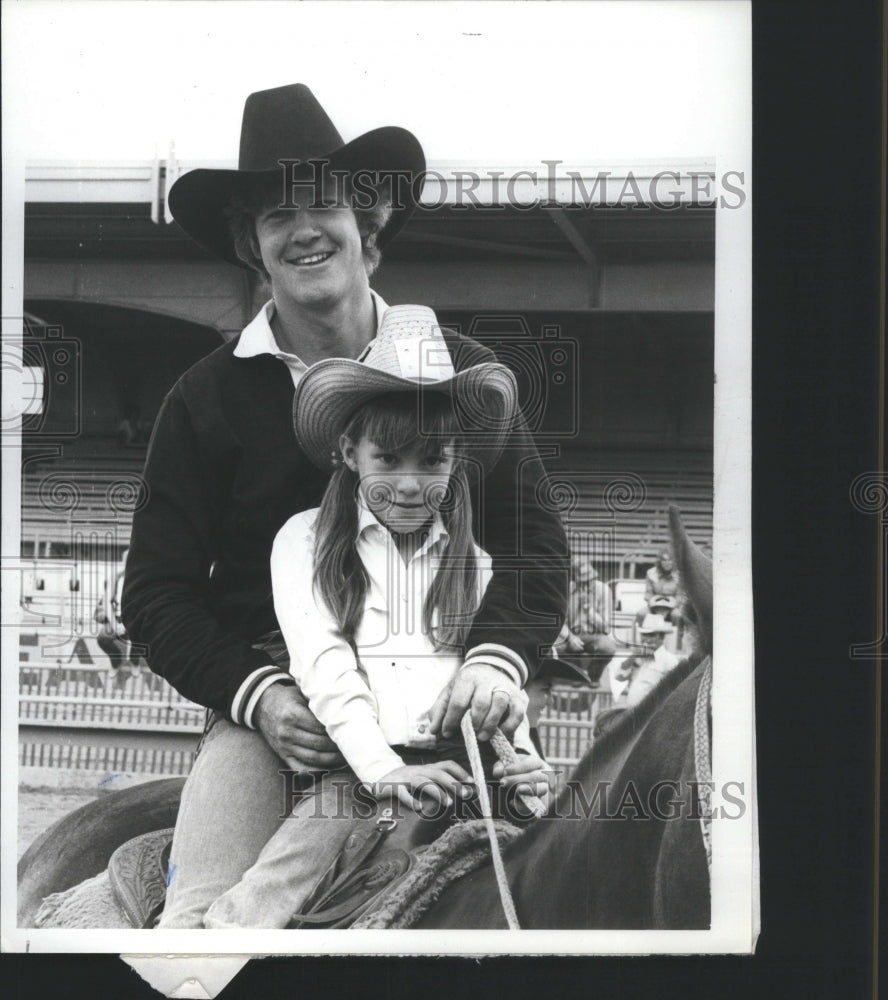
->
xmin=202 ymin=769 xmax=373 ymax=928
xmin=157 ymin=631 xmax=303 ymax=927
xmin=157 ymin=715 xmax=304 ymax=928
xmin=203 ymin=740 xmax=511 ymax=929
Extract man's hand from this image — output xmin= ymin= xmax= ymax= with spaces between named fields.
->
xmin=372 ymin=761 xmax=474 ymax=814
xmin=428 ymin=664 xmax=528 ymax=742
xmin=565 ymin=633 xmax=585 ymax=653
xmin=554 ymin=627 xmax=584 ymax=654
xmin=254 ymin=683 xmax=344 ymax=771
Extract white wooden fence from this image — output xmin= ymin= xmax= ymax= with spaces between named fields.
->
xmin=18 ymin=665 xmax=610 ymax=775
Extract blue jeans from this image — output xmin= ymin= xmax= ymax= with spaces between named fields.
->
xmin=158 ymin=631 xmax=302 ymax=927
xmin=202 ymin=769 xmax=371 ymax=928
xmin=158 ymin=716 xmax=301 ymax=928
xmin=202 ymin=740 xmax=522 ymax=929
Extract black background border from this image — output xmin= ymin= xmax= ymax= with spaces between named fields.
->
xmin=6 ymin=0 xmax=884 ymax=996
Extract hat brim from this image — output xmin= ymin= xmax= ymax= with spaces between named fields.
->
xmin=168 ymin=126 xmax=425 ymax=268
xmin=639 ymin=624 xmax=675 ymax=634
xmin=292 ymin=358 xmax=518 ymax=474
xmin=536 ymin=656 xmax=592 ymax=686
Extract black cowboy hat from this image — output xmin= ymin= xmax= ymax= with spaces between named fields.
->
xmin=536 ymin=656 xmax=592 ymax=686
xmin=168 ymin=83 xmax=425 ymax=268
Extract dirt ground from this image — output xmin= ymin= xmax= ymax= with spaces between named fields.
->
xmin=17 ymin=786 xmax=103 ymax=861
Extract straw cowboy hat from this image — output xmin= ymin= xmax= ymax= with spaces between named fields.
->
xmin=648 ymin=593 xmax=678 ymax=611
xmin=638 ymin=613 xmax=675 ymax=634
xmin=168 ymin=83 xmax=425 ymax=267
xmin=293 ymin=305 xmax=518 ymax=472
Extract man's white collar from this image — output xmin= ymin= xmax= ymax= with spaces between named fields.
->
xmin=234 ymin=290 xmax=389 ymax=361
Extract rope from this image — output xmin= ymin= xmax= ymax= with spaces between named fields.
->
xmin=460 ymin=713 xmax=522 ymax=929
xmin=488 ymin=730 xmax=546 ymax=819
xmin=693 ymin=656 xmax=713 ymax=882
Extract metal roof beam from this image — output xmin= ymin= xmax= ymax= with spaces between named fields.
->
xmin=544 ymin=207 xmax=601 ymax=306
xmin=398 ymin=229 xmax=575 ymax=262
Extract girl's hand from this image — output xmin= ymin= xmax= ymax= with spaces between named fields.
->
xmin=492 ymin=752 xmax=555 ymax=810
xmin=372 ymin=761 xmax=474 ymax=814
xmin=428 ymin=664 xmax=528 ymax=742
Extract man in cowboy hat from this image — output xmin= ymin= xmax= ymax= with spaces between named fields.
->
xmin=554 ymin=559 xmax=616 ymax=683
xmin=614 ymin=613 xmax=680 ymax=708
xmin=524 ymin=656 xmax=591 ymax=758
xmin=121 ymin=84 xmax=568 ymax=927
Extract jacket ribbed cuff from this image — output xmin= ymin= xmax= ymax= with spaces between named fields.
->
xmin=462 ymin=643 xmax=528 ymax=687
xmin=231 ymin=666 xmax=295 ymax=729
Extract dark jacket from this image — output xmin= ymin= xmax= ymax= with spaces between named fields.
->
xmin=122 ymin=326 xmax=569 ymax=722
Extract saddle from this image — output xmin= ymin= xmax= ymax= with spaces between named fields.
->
xmin=107 ymin=828 xmax=175 ymax=928
xmin=288 ymin=805 xmax=450 ymax=928
xmin=105 ymin=806 xmax=449 ymax=930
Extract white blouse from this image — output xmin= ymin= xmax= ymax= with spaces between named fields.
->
xmin=271 ymin=504 xmax=532 ymax=784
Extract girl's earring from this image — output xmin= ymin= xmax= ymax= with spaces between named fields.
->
xmin=330 ymin=449 xmax=342 ymax=467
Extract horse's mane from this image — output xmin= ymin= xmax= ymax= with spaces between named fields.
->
xmin=568 ymin=650 xmax=706 ymax=784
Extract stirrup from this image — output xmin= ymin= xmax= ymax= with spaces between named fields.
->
xmin=107 ymin=828 xmax=175 ymax=928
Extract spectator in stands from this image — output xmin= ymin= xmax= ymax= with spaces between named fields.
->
xmin=95 ymin=548 xmax=157 ymax=690
xmin=65 ymin=636 xmax=104 ymax=690
xmin=525 ymin=656 xmax=590 ymax=759
xmin=95 ymin=548 xmax=130 ymax=680
xmin=116 ymin=404 xmax=150 ymax=448
xmin=615 ymin=613 xmax=680 ymax=707
xmin=635 ymin=548 xmax=684 ymax=630
xmin=554 ymin=560 xmax=616 ymax=683
xmin=121 ymin=83 xmax=568 ymax=927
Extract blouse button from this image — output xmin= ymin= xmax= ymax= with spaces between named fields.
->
xmin=417 ymin=723 xmax=427 ymax=734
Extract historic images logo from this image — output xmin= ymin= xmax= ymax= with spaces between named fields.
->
xmin=277 ymin=158 xmax=747 ymax=213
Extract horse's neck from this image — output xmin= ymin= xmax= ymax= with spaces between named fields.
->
xmin=415 ymin=656 xmax=705 ymax=928
xmin=570 ymin=654 xmax=703 ymax=783
xmin=505 ymin=655 xmax=706 ymax=926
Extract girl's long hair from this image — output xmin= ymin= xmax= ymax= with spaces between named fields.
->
xmin=312 ymin=393 xmax=479 ymax=651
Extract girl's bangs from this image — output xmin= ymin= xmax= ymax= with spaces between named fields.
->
xmin=346 ymin=393 xmax=460 ymax=454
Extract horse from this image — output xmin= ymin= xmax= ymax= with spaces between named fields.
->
xmin=17 ymin=506 xmax=712 ymax=930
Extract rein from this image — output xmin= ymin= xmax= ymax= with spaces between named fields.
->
xmin=460 ymin=714 xmax=545 ymax=930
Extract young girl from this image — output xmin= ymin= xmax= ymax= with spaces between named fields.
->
xmin=202 ymin=306 xmax=552 ymax=928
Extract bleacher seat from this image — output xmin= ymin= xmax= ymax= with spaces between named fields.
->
xmin=22 ymin=445 xmax=146 ymax=551
xmin=547 ymin=449 xmax=712 ymax=577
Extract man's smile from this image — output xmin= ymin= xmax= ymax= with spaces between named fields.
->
xmin=285 ymin=250 xmax=335 ymax=266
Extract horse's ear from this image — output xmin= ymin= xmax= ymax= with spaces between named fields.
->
xmin=668 ymin=504 xmax=712 ymax=649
